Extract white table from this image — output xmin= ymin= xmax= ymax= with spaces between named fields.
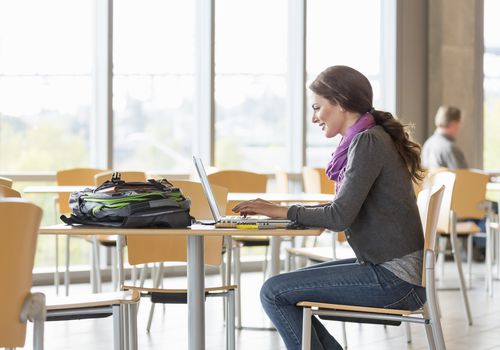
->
xmin=25 ymin=185 xmax=333 ymax=278
xmin=40 ymin=224 xmax=322 ymax=350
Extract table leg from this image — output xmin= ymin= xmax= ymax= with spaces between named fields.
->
xmin=187 ymin=235 xmax=205 ymax=350
xmin=270 ymin=236 xmax=281 ymax=277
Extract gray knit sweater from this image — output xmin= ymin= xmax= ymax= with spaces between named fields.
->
xmin=288 ymin=126 xmax=424 ymax=285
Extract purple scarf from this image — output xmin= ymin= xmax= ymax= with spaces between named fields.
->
xmin=326 ymin=112 xmax=376 ymax=190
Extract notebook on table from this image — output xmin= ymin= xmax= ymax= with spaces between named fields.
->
xmin=192 ymin=156 xmax=292 ymax=229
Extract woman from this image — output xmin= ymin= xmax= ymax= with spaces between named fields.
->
xmin=233 ymin=65 xmax=426 ymax=350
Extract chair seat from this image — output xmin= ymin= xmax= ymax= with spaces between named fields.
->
xmin=438 ymin=221 xmax=481 ymax=235
xmin=84 ymin=234 xmax=118 ymax=246
xmin=232 ymin=235 xmax=270 ymax=246
xmin=297 ymin=301 xmax=417 ymax=316
xmin=46 ymin=290 xmax=140 ymax=310
xmin=123 ymin=284 xmax=237 ymax=294
xmin=287 ymin=246 xmax=356 ymax=262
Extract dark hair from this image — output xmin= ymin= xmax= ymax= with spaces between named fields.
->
xmin=309 ymin=65 xmax=424 ymax=182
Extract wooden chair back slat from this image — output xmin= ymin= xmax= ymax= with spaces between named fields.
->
xmin=0 ymin=199 xmax=42 ymax=347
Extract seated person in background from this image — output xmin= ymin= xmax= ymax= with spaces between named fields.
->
xmin=422 ymin=105 xmax=468 ymax=170
xmin=423 ymin=105 xmax=493 ymax=261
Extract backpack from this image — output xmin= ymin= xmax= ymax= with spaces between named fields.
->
xmin=60 ymin=173 xmax=193 ymax=228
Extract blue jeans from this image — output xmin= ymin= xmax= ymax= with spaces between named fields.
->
xmin=260 ymin=258 xmax=426 ymax=350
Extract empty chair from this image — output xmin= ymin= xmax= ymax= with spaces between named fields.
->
xmin=0 ymin=176 xmax=13 ymax=188
xmin=299 ymin=185 xmax=446 ymax=350
xmin=56 ymin=168 xmax=105 ymax=295
xmin=45 ymin=290 xmax=140 ymax=350
xmin=208 ymin=169 xmax=269 ymax=329
xmin=302 ymin=167 xmax=334 ymax=194
xmin=286 ymin=168 xmax=344 ymax=270
xmin=0 ymin=184 xmax=21 ymax=198
xmin=123 ymin=180 xmax=236 ymax=349
xmin=0 ymin=199 xmax=45 ymax=350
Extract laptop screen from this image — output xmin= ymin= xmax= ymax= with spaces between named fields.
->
xmin=193 ymin=156 xmax=222 ymax=221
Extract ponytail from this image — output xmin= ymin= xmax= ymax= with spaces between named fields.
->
xmin=371 ymin=110 xmax=424 ymax=183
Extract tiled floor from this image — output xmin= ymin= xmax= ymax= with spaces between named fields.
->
xmin=21 ymin=259 xmax=500 ymax=350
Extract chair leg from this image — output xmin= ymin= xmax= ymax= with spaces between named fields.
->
xmin=146 ymin=303 xmax=156 ymax=333
xmin=131 ymin=266 xmax=138 ymax=286
xmin=54 ymin=235 xmax=60 ymax=295
xmin=139 ymin=263 xmax=148 ymax=288
xmin=450 ymin=224 xmax=473 ymax=325
xmin=91 ymin=237 xmax=102 ymax=293
xmin=112 ymin=305 xmax=125 ymax=350
xmin=233 ymin=244 xmax=242 ymax=329
xmin=146 ymin=263 xmax=164 ymax=332
xmin=467 ymin=234 xmax=472 ymax=288
xmin=111 ymin=249 xmax=118 ymax=291
xmin=128 ymin=304 xmax=138 ymax=350
xmin=65 ymin=236 xmax=71 ymax=296
xmin=405 ymin=322 xmax=412 ymax=343
xmin=301 ymin=307 xmax=312 ymax=350
xmin=341 ymin=322 xmax=347 ymax=349
xmin=423 ymin=304 xmax=436 ymax=350
xmin=285 ymin=250 xmax=291 ymax=272
xmin=436 ymin=236 xmax=447 ymax=280
xmin=263 ymin=245 xmax=269 ymax=281
xmin=53 ymin=197 xmax=60 ymax=295
xmin=226 ymin=290 xmax=236 ymax=350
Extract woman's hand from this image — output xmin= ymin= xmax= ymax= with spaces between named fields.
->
xmin=232 ymin=198 xmax=289 ymax=219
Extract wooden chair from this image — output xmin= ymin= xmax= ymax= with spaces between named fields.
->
xmin=285 ymin=167 xmax=344 ymax=270
xmin=299 ymin=185 xmax=447 ymax=350
xmin=55 ymin=168 xmax=105 ymax=295
xmin=123 ymin=180 xmax=236 ymax=350
xmin=0 ymin=199 xmax=45 ymax=350
xmin=91 ymin=171 xmax=148 ymax=291
xmin=432 ymin=169 xmax=489 ymax=326
xmin=0 ymin=184 xmax=21 ymax=198
xmin=274 ymin=171 xmax=290 ymax=193
xmin=207 ymin=170 xmax=269 ymax=329
xmin=0 ymin=176 xmax=13 ymax=188
xmin=302 ymin=167 xmax=334 ymax=194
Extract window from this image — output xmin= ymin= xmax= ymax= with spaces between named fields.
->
xmin=0 ymin=0 xmax=93 ymax=171
xmin=113 ymin=0 xmax=196 ymax=172
xmin=484 ymin=0 xmax=500 ymax=169
xmin=214 ymin=0 xmax=288 ymax=171
xmin=305 ymin=0 xmax=387 ymax=167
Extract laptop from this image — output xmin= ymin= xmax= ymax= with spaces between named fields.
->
xmin=193 ymin=156 xmax=292 ymax=228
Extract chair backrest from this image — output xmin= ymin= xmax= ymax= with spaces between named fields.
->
xmin=423 ymin=171 xmax=456 ymax=233
xmin=0 ymin=184 xmax=21 ymax=198
xmin=207 ymin=170 xmax=267 ymax=193
xmin=56 ymin=168 xmax=105 ymax=214
xmin=274 ymin=171 xmax=290 ymax=193
xmin=0 ymin=176 xmax=13 ymax=188
xmin=450 ymin=169 xmax=489 ymax=219
xmin=126 ymin=180 xmax=228 ymax=266
xmin=417 ymin=186 xmax=445 ymax=287
xmin=0 ymin=199 xmax=42 ymax=347
xmin=208 ymin=170 xmax=267 ymax=215
xmin=302 ymin=167 xmax=335 ymax=194
xmin=94 ymin=171 xmax=147 ymax=186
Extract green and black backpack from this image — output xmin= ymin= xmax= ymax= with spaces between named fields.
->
xmin=60 ymin=173 xmax=192 ymax=228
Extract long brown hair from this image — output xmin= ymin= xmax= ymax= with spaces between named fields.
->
xmin=310 ymin=65 xmax=424 ymax=182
